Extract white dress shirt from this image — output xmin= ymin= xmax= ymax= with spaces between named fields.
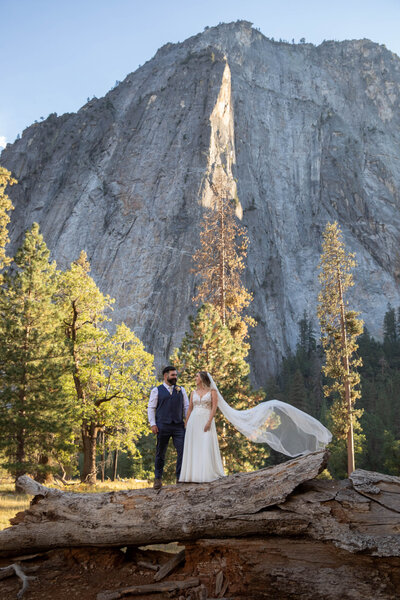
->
xmin=148 ymin=382 xmax=189 ymax=427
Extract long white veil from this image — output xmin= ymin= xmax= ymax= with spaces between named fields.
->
xmin=207 ymin=373 xmax=332 ymax=456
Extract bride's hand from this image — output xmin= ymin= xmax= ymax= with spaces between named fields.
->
xmin=204 ymin=421 xmax=211 ymax=432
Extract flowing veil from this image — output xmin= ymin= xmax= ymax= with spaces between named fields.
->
xmin=207 ymin=373 xmax=332 ymax=457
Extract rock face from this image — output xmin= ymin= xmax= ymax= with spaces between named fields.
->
xmin=2 ymin=21 xmax=400 ymax=383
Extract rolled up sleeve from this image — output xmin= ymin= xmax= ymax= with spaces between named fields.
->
xmin=181 ymin=387 xmax=189 ymax=418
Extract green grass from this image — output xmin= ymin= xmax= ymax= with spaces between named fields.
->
xmin=0 ymin=477 xmax=152 ymax=530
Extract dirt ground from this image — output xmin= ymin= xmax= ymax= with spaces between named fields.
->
xmin=0 ymin=546 xmax=202 ymax=600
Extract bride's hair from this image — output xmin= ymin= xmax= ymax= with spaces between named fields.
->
xmin=198 ymin=371 xmax=211 ymax=388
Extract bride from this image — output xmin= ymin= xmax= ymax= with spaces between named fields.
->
xmin=179 ymin=371 xmax=225 ymax=483
xmin=179 ymin=371 xmax=332 ymax=483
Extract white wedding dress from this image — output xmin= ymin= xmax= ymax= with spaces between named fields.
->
xmin=179 ymin=390 xmax=225 ymax=482
xmin=179 ymin=374 xmax=332 ymax=483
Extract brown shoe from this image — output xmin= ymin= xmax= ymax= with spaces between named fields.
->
xmin=153 ymin=478 xmax=162 ymax=490
xmin=176 ymin=477 xmax=183 ymax=484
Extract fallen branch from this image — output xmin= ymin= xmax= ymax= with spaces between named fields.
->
xmin=53 ymin=474 xmax=77 ymax=487
xmin=153 ymin=549 xmax=185 ymax=581
xmin=0 ymin=564 xmax=38 ymax=599
xmin=2 ymin=552 xmax=47 ymax=562
xmin=96 ymin=577 xmax=200 ymax=600
xmin=136 ymin=560 xmax=158 ymax=571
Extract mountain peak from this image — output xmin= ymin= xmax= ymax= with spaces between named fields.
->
xmin=2 ymin=23 xmax=400 ymax=382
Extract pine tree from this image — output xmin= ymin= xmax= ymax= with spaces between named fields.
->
xmin=317 ymin=222 xmax=364 ymax=475
xmin=0 ymin=224 xmax=72 ymax=482
xmin=0 ymin=166 xmax=15 ymax=282
xmin=59 ymin=252 xmax=156 ymax=484
xmin=383 ymin=305 xmax=400 ymax=368
xmin=171 ymin=304 xmax=267 ymax=474
xmin=287 ymin=370 xmax=308 ymax=413
xmin=269 ymin=314 xmax=324 ymax=422
xmin=192 ymin=166 xmax=255 ymax=343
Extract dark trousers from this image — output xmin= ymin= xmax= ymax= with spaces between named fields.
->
xmin=155 ymin=422 xmax=185 ymax=479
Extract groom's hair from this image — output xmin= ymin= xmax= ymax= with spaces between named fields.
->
xmin=162 ymin=366 xmax=177 ymax=375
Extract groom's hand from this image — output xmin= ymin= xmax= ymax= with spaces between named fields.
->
xmin=151 ymin=425 xmax=159 ymax=434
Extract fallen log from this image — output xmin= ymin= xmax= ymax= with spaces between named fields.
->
xmin=183 ymin=537 xmax=400 ymax=600
xmin=0 ymin=450 xmax=328 ymax=557
xmin=0 ymin=456 xmax=399 ymax=599
xmin=1 ymin=451 xmax=399 ymax=565
xmin=153 ymin=548 xmax=185 ymax=581
xmin=96 ymin=577 xmax=200 ymax=600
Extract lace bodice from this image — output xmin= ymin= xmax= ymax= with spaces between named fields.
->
xmin=193 ymin=390 xmax=212 ymax=410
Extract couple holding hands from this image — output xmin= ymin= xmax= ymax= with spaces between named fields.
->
xmin=148 ymin=366 xmax=332 ymax=489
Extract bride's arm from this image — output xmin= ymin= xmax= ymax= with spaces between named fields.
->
xmin=184 ymin=392 xmax=194 ymax=427
xmin=204 ymin=389 xmax=218 ymax=432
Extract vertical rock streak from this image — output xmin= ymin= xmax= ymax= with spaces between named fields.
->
xmin=202 ymin=61 xmax=242 ymax=219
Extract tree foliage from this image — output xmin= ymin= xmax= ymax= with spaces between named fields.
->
xmin=59 ymin=251 xmax=156 ymax=483
xmin=192 ymin=167 xmax=255 ymax=343
xmin=0 ymin=166 xmax=15 ymax=282
xmin=317 ymin=222 xmax=364 ymax=474
xmin=0 ymin=224 xmax=73 ymax=481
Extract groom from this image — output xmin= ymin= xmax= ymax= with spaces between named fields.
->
xmin=148 ymin=366 xmax=189 ymax=490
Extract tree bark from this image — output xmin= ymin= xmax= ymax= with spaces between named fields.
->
xmin=183 ymin=537 xmax=400 ymax=600
xmin=35 ymin=454 xmax=54 ymax=484
xmin=337 ymin=266 xmax=355 ymax=475
xmin=81 ymin=423 xmax=98 ymax=484
xmin=1 ymin=451 xmax=400 ymax=562
xmin=218 ymin=195 xmax=226 ymax=325
xmin=100 ymin=431 xmax=105 ymax=483
xmin=112 ymin=448 xmax=118 ymax=482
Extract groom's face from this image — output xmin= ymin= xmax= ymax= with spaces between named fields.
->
xmin=165 ymin=370 xmax=178 ymax=385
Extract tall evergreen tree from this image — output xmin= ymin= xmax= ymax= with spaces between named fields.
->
xmin=382 ymin=305 xmax=400 ymax=368
xmin=317 ymin=222 xmax=364 ymax=475
xmin=271 ymin=314 xmax=324 ymax=421
xmin=0 ymin=166 xmax=15 ymax=282
xmin=192 ymin=166 xmax=255 ymax=343
xmin=171 ymin=304 xmax=267 ymax=474
xmin=59 ymin=252 xmax=156 ymax=484
xmin=287 ymin=370 xmax=308 ymax=413
xmin=0 ymin=224 xmax=72 ymax=482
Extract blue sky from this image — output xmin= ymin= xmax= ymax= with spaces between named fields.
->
xmin=1 ymin=0 xmax=400 ymax=148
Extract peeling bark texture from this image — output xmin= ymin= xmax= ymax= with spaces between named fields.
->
xmin=183 ymin=538 xmax=400 ymax=600
xmin=1 ymin=451 xmax=328 ymax=557
xmin=0 ymin=452 xmax=399 ymax=598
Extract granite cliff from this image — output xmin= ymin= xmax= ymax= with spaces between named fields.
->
xmin=2 ymin=21 xmax=400 ymax=384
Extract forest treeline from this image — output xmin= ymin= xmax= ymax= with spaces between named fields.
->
xmin=265 ymin=310 xmax=400 ymax=478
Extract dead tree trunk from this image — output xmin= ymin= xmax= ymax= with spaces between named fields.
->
xmin=1 ymin=450 xmax=399 ymax=563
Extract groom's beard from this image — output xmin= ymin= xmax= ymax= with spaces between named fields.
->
xmin=167 ymin=377 xmax=177 ymax=385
